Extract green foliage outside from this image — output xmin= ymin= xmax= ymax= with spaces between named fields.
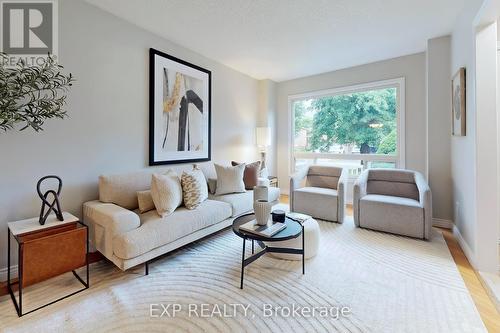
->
xmin=294 ymin=88 xmax=397 ymax=154
xmin=376 ymin=129 xmax=397 ymax=154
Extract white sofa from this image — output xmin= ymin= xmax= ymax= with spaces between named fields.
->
xmin=83 ymin=162 xmax=280 ymax=271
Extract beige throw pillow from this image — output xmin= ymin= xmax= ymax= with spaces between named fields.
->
xmin=137 ymin=190 xmax=155 ymax=213
xmin=150 ymin=170 xmax=183 ymax=217
xmin=181 ymin=167 xmax=208 ymax=209
xmin=214 ymin=163 xmax=246 ymax=196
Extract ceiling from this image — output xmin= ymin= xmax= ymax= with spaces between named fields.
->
xmin=85 ymin=0 xmax=467 ymax=82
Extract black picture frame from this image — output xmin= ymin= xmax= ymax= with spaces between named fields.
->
xmin=149 ymin=48 xmax=212 ymax=166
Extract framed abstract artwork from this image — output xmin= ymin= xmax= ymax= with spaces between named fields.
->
xmin=451 ymin=67 xmax=466 ymax=136
xmin=149 ymin=48 xmax=211 ymax=165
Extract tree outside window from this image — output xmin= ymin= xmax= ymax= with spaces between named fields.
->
xmin=294 ymin=88 xmax=397 ymax=155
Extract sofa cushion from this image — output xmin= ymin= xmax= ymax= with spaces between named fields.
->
xmin=181 ymin=168 xmax=208 ymax=209
xmin=359 ymin=194 xmax=424 ymax=238
xmin=99 ymin=172 xmax=152 ymax=210
xmin=98 ymin=163 xmax=216 ymax=210
xmin=367 ymin=180 xmax=419 ymax=201
xmin=214 ymin=163 xmax=246 ymax=195
xmin=151 ymin=171 xmax=183 ymax=217
xmin=113 ymin=199 xmax=232 ymax=260
xmin=137 ymin=190 xmax=155 ymax=213
xmin=306 ymin=165 xmax=342 ymax=190
xmin=231 ymin=161 xmax=261 ymax=190
xmin=209 ymin=187 xmax=280 ymax=217
xmin=368 ymin=169 xmax=416 ymax=183
xmin=293 ymin=187 xmax=339 ymax=222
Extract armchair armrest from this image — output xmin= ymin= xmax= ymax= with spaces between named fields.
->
xmin=83 ymin=200 xmax=140 ymax=259
xmin=337 ymin=168 xmax=349 ymax=223
xmin=353 ymin=170 xmax=369 ymax=227
xmin=289 ymin=166 xmax=309 ymax=211
xmin=414 ymin=172 xmax=432 ymax=240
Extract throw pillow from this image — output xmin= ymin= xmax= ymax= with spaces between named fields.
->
xmin=214 ymin=163 xmax=246 ymax=195
xmin=231 ymin=161 xmax=261 ymax=190
xmin=150 ymin=170 xmax=183 ymax=217
xmin=207 ymin=178 xmax=217 ymax=194
xmin=181 ymin=167 xmax=208 ymax=209
xmin=137 ymin=190 xmax=155 ymax=213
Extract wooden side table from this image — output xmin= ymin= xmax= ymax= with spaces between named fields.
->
xmin=268 ymin=176 xmax=279 ymax=188
xmin=7 ymin=212 xmax=89 ymax=317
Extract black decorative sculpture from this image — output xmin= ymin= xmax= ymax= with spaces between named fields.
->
xmin=37 ymin=175 xmax=64 ymax=225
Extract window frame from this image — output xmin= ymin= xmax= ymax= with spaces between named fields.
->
xmin=288 ymin=77 xmax=406 ymax=173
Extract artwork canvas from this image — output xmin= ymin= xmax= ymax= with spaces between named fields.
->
xmin=149 ymin=48 xmax=211 ymax=165
xmin=451 ymin=67 xmax=466 ymax=136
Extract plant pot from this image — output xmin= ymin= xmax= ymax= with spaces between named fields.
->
xmin=254 ymin=199 xmax=272 ymax=226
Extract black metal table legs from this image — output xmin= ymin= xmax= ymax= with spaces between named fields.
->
xmin=302 ymin=224 xmax=305 ymax=274
xmin=240 ymin=238 xmax=246 ymax=289
xmin=239 ymin=234 xmax=305 ymax=289
xmin=7 ymin=223 xmax=90 ymax=317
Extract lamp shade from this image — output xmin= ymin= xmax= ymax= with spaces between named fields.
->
xmin=256 ymin=127 xmax=271 ymax=147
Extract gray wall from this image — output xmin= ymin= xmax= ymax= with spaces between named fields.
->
xmin=276 ymin=53 xmax=427 ymax=194
xmin=427 ymin=36 xmax=452 ymax=221
xmin=0 ymin=0 xmax=261 ymax=272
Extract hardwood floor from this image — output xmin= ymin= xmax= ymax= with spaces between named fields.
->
xmin=441 ymin=228 xmax=500 ymax=332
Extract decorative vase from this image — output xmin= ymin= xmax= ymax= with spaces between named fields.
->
xmin=254 ymin=199 xmax=272 ymax=226
xmin=253 ymin=185 xmax=268 ymax=202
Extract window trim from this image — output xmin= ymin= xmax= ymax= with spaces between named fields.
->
xmin=288 ymin=77 xmax=406 ymax=173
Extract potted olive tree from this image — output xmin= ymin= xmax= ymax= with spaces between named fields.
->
xmin=0 ymin=53 xmax=75 ymax=132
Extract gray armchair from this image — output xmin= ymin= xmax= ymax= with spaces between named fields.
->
xmin=290 ymin=165 xmax=348 ymax=223
xmin=353 ymin=169 xmax=432 ymax=239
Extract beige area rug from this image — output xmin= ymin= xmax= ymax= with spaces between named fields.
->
xmin=0 ymin=213 xmax=486 ymax=332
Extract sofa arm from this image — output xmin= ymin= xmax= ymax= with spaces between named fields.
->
xmin=414 ymin=172 xmax=432 ymax=240
xmin=337 ymin=168 xmax=348 ymax=223
xmin=257 ymin=177 xmax=270 ymax=187
xmin=289 ymin=166 xmax=309 ymax=211
xmin=353 ymin=170 xmax=369 ymax=227
xmin=83 ymin=200 xmax=140 ymax=259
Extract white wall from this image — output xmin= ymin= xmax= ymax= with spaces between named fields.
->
xmin=257 ymin=79 xmax=278 ymax=176
xmin=0 ymin=0 xmax=261 ymax=272
xmin=496 ymin=11 xmax=500 ymax=249
xmin=474 ymin=20 xmax=499 ymax=272
xmin=449 ymin=0 xmax=485 ymax=262
xmin=276 ymin=53 xmax=427 ymax=194
xmin=426 ymin=36 xmax=453 ymax=221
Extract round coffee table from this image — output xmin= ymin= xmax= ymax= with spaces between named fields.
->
xmin=232 ymin=213 xmax=304 ymax=289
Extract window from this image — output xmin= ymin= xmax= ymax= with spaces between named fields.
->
xmin=290 ymin=78 xmax=405 ymax=175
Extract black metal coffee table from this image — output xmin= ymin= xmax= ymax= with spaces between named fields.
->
xmin=232 ymin=213 xmax=304 ymax=289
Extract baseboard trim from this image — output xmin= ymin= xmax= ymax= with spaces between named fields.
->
xmin=453 ymin=224 xmax=477 ymax=268
xmin=0 ymin=265 xmax=18 ymax=282
xmin=432 ymin=218 xmax=453 ymax=229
